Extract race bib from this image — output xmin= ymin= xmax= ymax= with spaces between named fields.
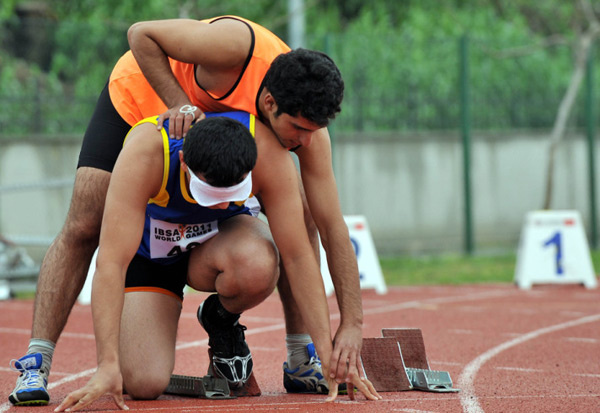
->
xmin=149 ymin=218 xmax=218 ymax=259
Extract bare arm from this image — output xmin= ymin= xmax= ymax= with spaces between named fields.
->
xmin=253 ymin=123 xmax=379 ymax=401
xmin=127 ymin=18 xmax=251 ymax=138
xmin=296 ymin=128 xmax=374 ymax=396
xmin=55 ymin=124 xmax=165 ymax=412
xmin=251 ymin=122 xmax=335 ymax=395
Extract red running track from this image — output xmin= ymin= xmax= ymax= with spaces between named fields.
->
xmin=1 ymin=283 xmax=599 ymax=412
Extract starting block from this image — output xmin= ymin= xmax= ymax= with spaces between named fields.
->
xmin=360 ymin=337 xmax=412 ymax=391
xmin=165 ymin=372 xmax=261 ymax=399
xmin=165 ymin=374 xmax=235 ymax=399
xmin=405 ymin=368 xmax=459 ymax=393
xmin=361 ymin=328 xmax=459 ymax=393
xmin=164 ymin=348 xmax=261 ymax=399
xmin=382 ymin=328 xmax=430 ymax=370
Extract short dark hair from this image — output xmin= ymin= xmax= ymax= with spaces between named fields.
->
xmin=264 ymin=48 xmax=344 ymax=127
xmin=182 ymin=116 xmax=257 ymax=187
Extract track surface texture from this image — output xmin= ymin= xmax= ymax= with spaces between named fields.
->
xmin=1 ymin=283 xmax=599 ymax=412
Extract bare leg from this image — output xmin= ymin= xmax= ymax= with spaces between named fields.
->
xmin=120 ymin=292 xmax=181 ymax=399
xmin=31 ymin=167 xmax=111 ymax=343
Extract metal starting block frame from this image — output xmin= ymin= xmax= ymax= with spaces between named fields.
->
xmin=405 ymin=368 xmax=460 ymax=393
xmin=361 ymin=328 xmax=460 ymax=393
xmin=164 ymin=374 xmax=236 ymax=399
xmin=165 ymin=348 xmax=261 ymax=399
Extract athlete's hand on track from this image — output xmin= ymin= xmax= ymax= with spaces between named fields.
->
xmin=326 ymin=324 xmax=381 ymax=401
xmin=325 ymin=376 xmax=339 ymax=402
xmin=157 ymin=104 xmax=206 ymax=140
xmin=324 ymin=367 xmax=380 ymax=402
xmin=54 ymin=365 xmax=128 ymax=412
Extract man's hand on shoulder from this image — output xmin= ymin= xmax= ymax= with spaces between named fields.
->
xmin=157 ymin=104 xmax=206 ymax=140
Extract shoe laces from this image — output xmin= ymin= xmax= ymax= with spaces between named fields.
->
xmin=210 ymin=323 xmax=248 ymax=357
xmin=307 ymin=354 xmax=321 ymax=368
xmin=10 ymin=360 xmax=46 ymax=387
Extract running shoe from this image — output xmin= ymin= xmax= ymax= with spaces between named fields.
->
xmin=283 ymin=343 xmax=329 ymax=394
xmin=8 ymin=353 xmax=49 ymax=406
xmin=198 ymin=294 xmax=253 ymax=388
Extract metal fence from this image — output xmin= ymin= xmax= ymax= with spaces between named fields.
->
xmin=325 ymin=33 xmax=593 ymax=133
xmin=2 ymin=27 xmax=598 ymax=135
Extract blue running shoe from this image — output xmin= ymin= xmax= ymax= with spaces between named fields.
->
xmin=283 ymin=343 xmax=329 ymax=394
xmin=8 ymin=353 xmax=49 ymax=406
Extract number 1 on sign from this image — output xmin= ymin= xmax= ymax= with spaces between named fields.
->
xmin=543 ymin=231 xmax=563 ymax=275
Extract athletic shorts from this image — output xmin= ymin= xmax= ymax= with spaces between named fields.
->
xmin=125 ymin=253 xmax=190 ymax=301
xmin=77 ymin=81 xmax=132 ymax=172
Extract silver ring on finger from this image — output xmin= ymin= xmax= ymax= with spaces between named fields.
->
xmin=179 ymin=105 xmax=198 ymax=118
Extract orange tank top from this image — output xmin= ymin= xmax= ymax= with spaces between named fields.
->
xmin=108 ymin=16 xmax=290 ymax=126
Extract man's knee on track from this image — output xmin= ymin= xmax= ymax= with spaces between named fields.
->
xmin=123 ymin=374 xmax=170 ymax=400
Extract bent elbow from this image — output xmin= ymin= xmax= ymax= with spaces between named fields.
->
xmin=127 ymin=22 xmax=146 ymax=48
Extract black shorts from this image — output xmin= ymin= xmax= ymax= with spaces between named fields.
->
xmin=125 ymin=254 xmax=190 ymax=301
xmin=77 ymin=81 xmax=132 ymax=172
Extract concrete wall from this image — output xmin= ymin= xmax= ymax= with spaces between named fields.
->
xmin=1 ymin=130 xmax=597 ymax=260
xmin=334 ymin=130 xmax=596 ymax=254
xmin=0 ymin=137 xmax=79 ymax=260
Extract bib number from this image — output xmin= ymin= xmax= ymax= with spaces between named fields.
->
xmin=149 ymin=218 xmax=218 ymax=259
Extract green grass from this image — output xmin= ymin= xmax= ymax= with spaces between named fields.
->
xmin=12 ymin=251 xmax=600 ymax=299
xmin=380 ymin=249 xmax=600 ymax=286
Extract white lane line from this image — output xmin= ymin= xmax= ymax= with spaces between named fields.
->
xmin=362 ymin=290 xmax=514 ymax=316
xmin=48 ymin=368 xmax=96 ymax=389
xmin=0 ymin=288 xmax=517 ymax=413
xmin=429 ymin=361 xmax=462 ymax=366
xmin=458 ymin=313 xmax=600 ymax=413
xmin=247 ymin=346 xmax=279 ymax=352
xmin=565 ymin=337 xmax=598 ymax=344
xmin=175 ymin=322 xmax=286 ymax=351
xmin=179 ymin=313 xmax=283 ymax=324
xmin=494 ymin=366 xmax=544 ymax=373
xmin=0 ymin=367 xmax=72 ymax=377
xmin=559 ymin=311 xmax=587 ymax=317
xmin=0 ymin=327 xmax=94 ymax=340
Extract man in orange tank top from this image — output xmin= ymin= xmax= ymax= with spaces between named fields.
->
xmin=10 ymin=16 xmax=366 ymax=405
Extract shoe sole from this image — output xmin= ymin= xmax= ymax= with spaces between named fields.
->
xmin=9 ymin=398 xmax=49 ymax=406
xmin=9 ymin=390 xmax=50 ymax=406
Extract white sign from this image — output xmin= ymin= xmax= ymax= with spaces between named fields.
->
xmin=0 ymin=279 xmax=10 ymax=300
xmin=514 ymin=210 xmax=597 ymax=289
xmin=78 ymin=248 xmax=97 ymax=305
xmin=320 ymin=215 xmax=388 ymax=295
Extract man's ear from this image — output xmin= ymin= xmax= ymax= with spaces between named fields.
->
xmin=263 ymin=91 xmax=278 ymax=113
xmin=179 ymin=150 xmax=188 ymax=172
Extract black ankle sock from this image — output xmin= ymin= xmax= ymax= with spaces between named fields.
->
xmin=205 ymin=294 xmax=240 ymax=328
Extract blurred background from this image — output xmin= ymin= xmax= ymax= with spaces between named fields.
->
xmin=1 ymin=0 xmax=599 ymax=291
